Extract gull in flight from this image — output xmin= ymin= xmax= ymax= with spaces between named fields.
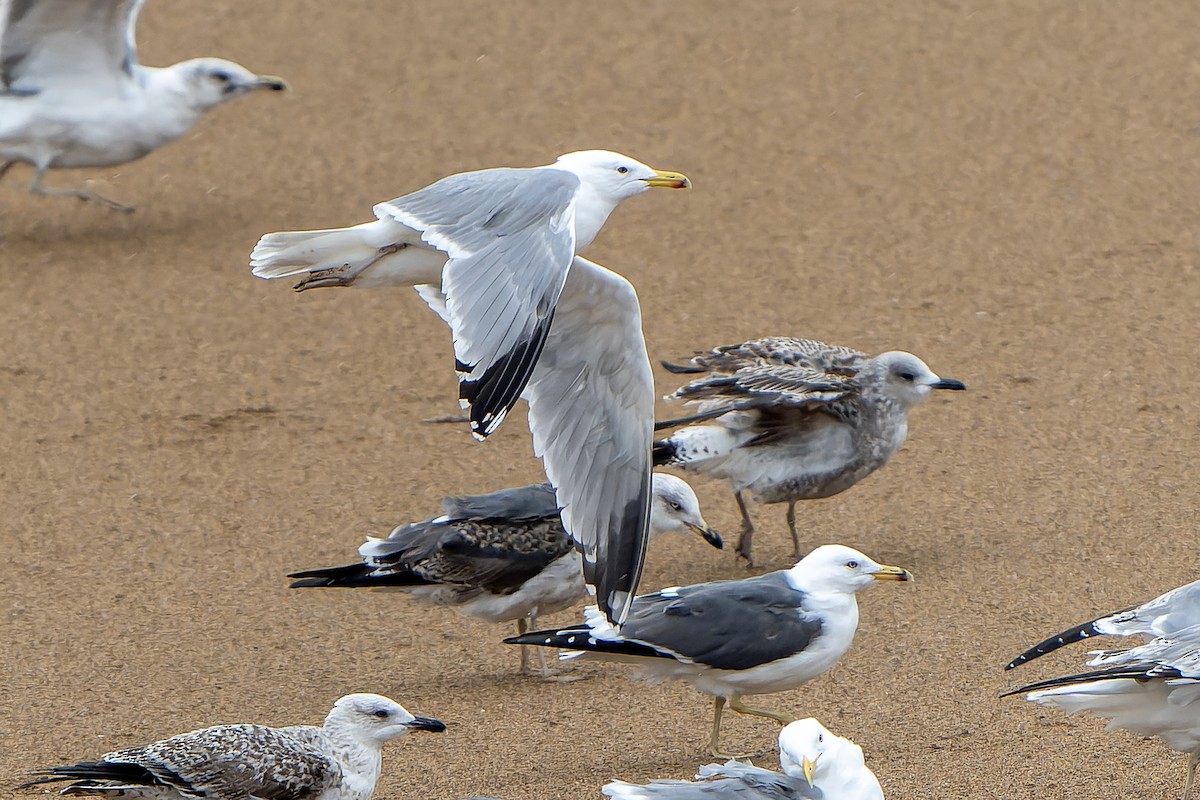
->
xmin=603 ymin=717 xmax=884 ymax=800
xmin=288 ymin=473 xmax=723 ymax=677
xmin=19 ymin=693 xmax=444 ymax=800
xmin=0 ymin=0 xmax=285 ymax=212
xmin=251 ymin=150 xmax=691 ymax=626
xmin=507 ymin=544 xmax=912 ymax=756
xmin=654 ymin=336 xmax=964 ymax=563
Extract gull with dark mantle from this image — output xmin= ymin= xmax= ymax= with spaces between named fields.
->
xmin=19 ymin=693 xmax=444 ymax=800
xmin=654 ymin=337 xmax=965 ymax=563
xmin=507 ymin=544 xmax=912 ymax=755
xmin=288 ymin=473 xmax=723 ymax=677
xmin=251 ymin=150 xmax=691 ymax=627
xmin=1005 ymin=579 xmax=1200 ymax=800
xmin=603 ymin=717 xmax=884 ymax=800
xmin=0 ymin=0 xmax=286 ymax=211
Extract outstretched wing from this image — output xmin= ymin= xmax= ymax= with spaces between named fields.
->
xmin=522 ymin=256 xmax=654 ymax=625
xmin=375 ymin=167 xmax=580 ymax=439
xmin=1 ymin=0 xmax=142 ymax=92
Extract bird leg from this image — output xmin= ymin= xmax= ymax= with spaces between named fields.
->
xmin=786 ymin=502 xmax=802 ymax=560
xmin=30 ymin=164 xmax=134 ymax=213
xmin=733 ymin=491 xmax=757 ymax=564
xmin=708 ymin=696 xmax=767 ymax=759
xmin=728 ymin=692 xmax=798 ymax=725
xmin=0 ymin=161 xmax=14 ymax=184
xmin=1184 ymin=751 xmax=1198 ymax=800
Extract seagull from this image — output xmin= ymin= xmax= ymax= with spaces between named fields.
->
xmin=287 ymin=473 xmax=724 ymax=677
xmin=251 ymin=150 xmax=691 ymax=626
xmin=654 ymin=337 xmax=965 ymax=563
xmin=602 ymin=717 xmax=883 ymax=800
xmin=19 ymin=693 xmax=444 ymax=800
xmin=0 ymin=0 xmax=286 ymax=212
xmin=1004 ymin=580 xmax=1200 ymax=800
xmin=506 ymin=544 xmax=912 ymax=756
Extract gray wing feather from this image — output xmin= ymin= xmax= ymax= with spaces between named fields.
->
xmin=358 ymin=483 xmax=571 ymax=592
xmin=376 ymin=168 xmax=580 ymax=438
xmin=522 ymin=256 xmax=653 ymax=625
xmin=1 ymin=0 xmax=141 ymax=90
xmin=621 ymin=572 xmax=823 ymax=670
xmin=441 ymin=482 xmax=560 ymax=521
xmin=104 ymin=724 xmax=335 ymax=800
xmin=604 ymin=764 xmax=821 ymax=800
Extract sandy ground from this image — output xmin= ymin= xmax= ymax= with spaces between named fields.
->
xmin=2 ymin=2 xmax=1199 ymax=799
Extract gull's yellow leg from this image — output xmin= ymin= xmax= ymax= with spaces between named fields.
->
xmin=728 ymin=693 xmax=798 ymax=725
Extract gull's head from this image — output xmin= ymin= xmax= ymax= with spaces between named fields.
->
xmin=865 ymin=351 xmax=965 ymax=408
xmin=326 ymin=693 xmax=445 ymax=746
xmin=648 ymin=473 xmax=723 ymax=549
xmin=552 ymin=150 xmax=691 ymax=202
xmin=779 ymin=718 xmax=858 ymax=787
xmin=788 ymin=544 xmax=913 ymax=594
xmin=176 ymin=58 xmax=287 ymax=109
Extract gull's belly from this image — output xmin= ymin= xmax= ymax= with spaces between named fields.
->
xmin=0 ymin=89 xmax=198 ymax=168
xmin=458 ymin=552 xmax=586 ymax=623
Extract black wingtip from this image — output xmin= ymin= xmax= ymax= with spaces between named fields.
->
xmin=459 ymin=311 xmax=556 ymax=439
xmin=660 ymin=359 xmax=704 ymax=374
xmin=1002 ymin=664 xmax=1169 ymax=698
xmin=287 ymin=564 xmax=428 ymax=589
xmin=1005 ymin=620 xmax=1103 ymax=670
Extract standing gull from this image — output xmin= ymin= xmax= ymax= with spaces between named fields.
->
xmin=19 ymin=693 xmax=444 ymax=800
xmin=0 ymin=0 xmax=286 ymax=212
xmin=507 ymin=544 xmax=912 ymax=755
xmin=1004 ymin=579 xmax=1200 ymax=800
xmin=251 ymin=150 xmax=691 ymax=626
xmin=602 ymin=717 xmax=883 ymax=800
xmin=654 ymin=337 xmax=965 ymax=563
xmin=287 ymin=473 xmax=724 ymax=677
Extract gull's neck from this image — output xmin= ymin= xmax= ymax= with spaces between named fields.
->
xmin=320 ymin=720 xmax=385 ymax=800
xmin=131 ymin=64 xmax=206 ymax=138
xmin=570 ymin=180 xmax=621 ymax=250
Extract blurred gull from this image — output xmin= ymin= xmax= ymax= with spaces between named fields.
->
xmin=19 ymin=693 xmax=444 ymax=800
xmin=508 ymin=544 xmax=912 ymax=755
xmin=0 ymin=0 xmax=285 ymax=211
xmin=654 ymin=337 xmax=964 ymax=563
xmin=1005 ymin=579 xmax=1200 ymax=800
xmin=602 ymin=718 xmax=883 ymax=800
xmin=288 ymin=474 xmax=723 ymax=677
xmin=251 ymin=150 xmax=691 ymax=626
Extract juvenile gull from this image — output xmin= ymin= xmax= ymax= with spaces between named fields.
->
xmin=1005 ymin=580 xmax=1200 ymax=800
xmin=288 ymin=474 xmax=723 ymax=677
xmin=251 ymin=150 xmax=691 ymax=626
xmin=507 ymin=544 xmax=912 ymax=755
xmin=19 ymin=693 xmax=444 ymax=800
xmin=602 ymin=718 xmax=883 ymax=800
xmin=654 ymin=337 xmax=964 ymax=563
xmin=0 ymin=0 xmax=286 ymax=211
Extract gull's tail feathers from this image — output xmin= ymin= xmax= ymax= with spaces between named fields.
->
xmin=250 ymin=220 xmax=443 ymax=291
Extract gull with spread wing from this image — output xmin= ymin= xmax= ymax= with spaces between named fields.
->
xmin=251 ymin=150 xmax=691 ymax=626
xmin=0 ymin=0 xmax=285 ymax=211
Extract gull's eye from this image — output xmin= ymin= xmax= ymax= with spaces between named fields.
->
xmin=818 ymin=734 xmax=824 ymax=743
xmin=846 ymin=560 xmax=859 ymax=569
xmin=898 ymin=371 xmax=915 ymax=382
xmin=212 ymin=71 xmax=231 ymax=83
xmin=372 ymin=709 xmax=390 ymax=719
xmin=616 ymin=166 xmax=629 ymax=174
xmin=669 ymin=501 xmax=683 ymax=512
